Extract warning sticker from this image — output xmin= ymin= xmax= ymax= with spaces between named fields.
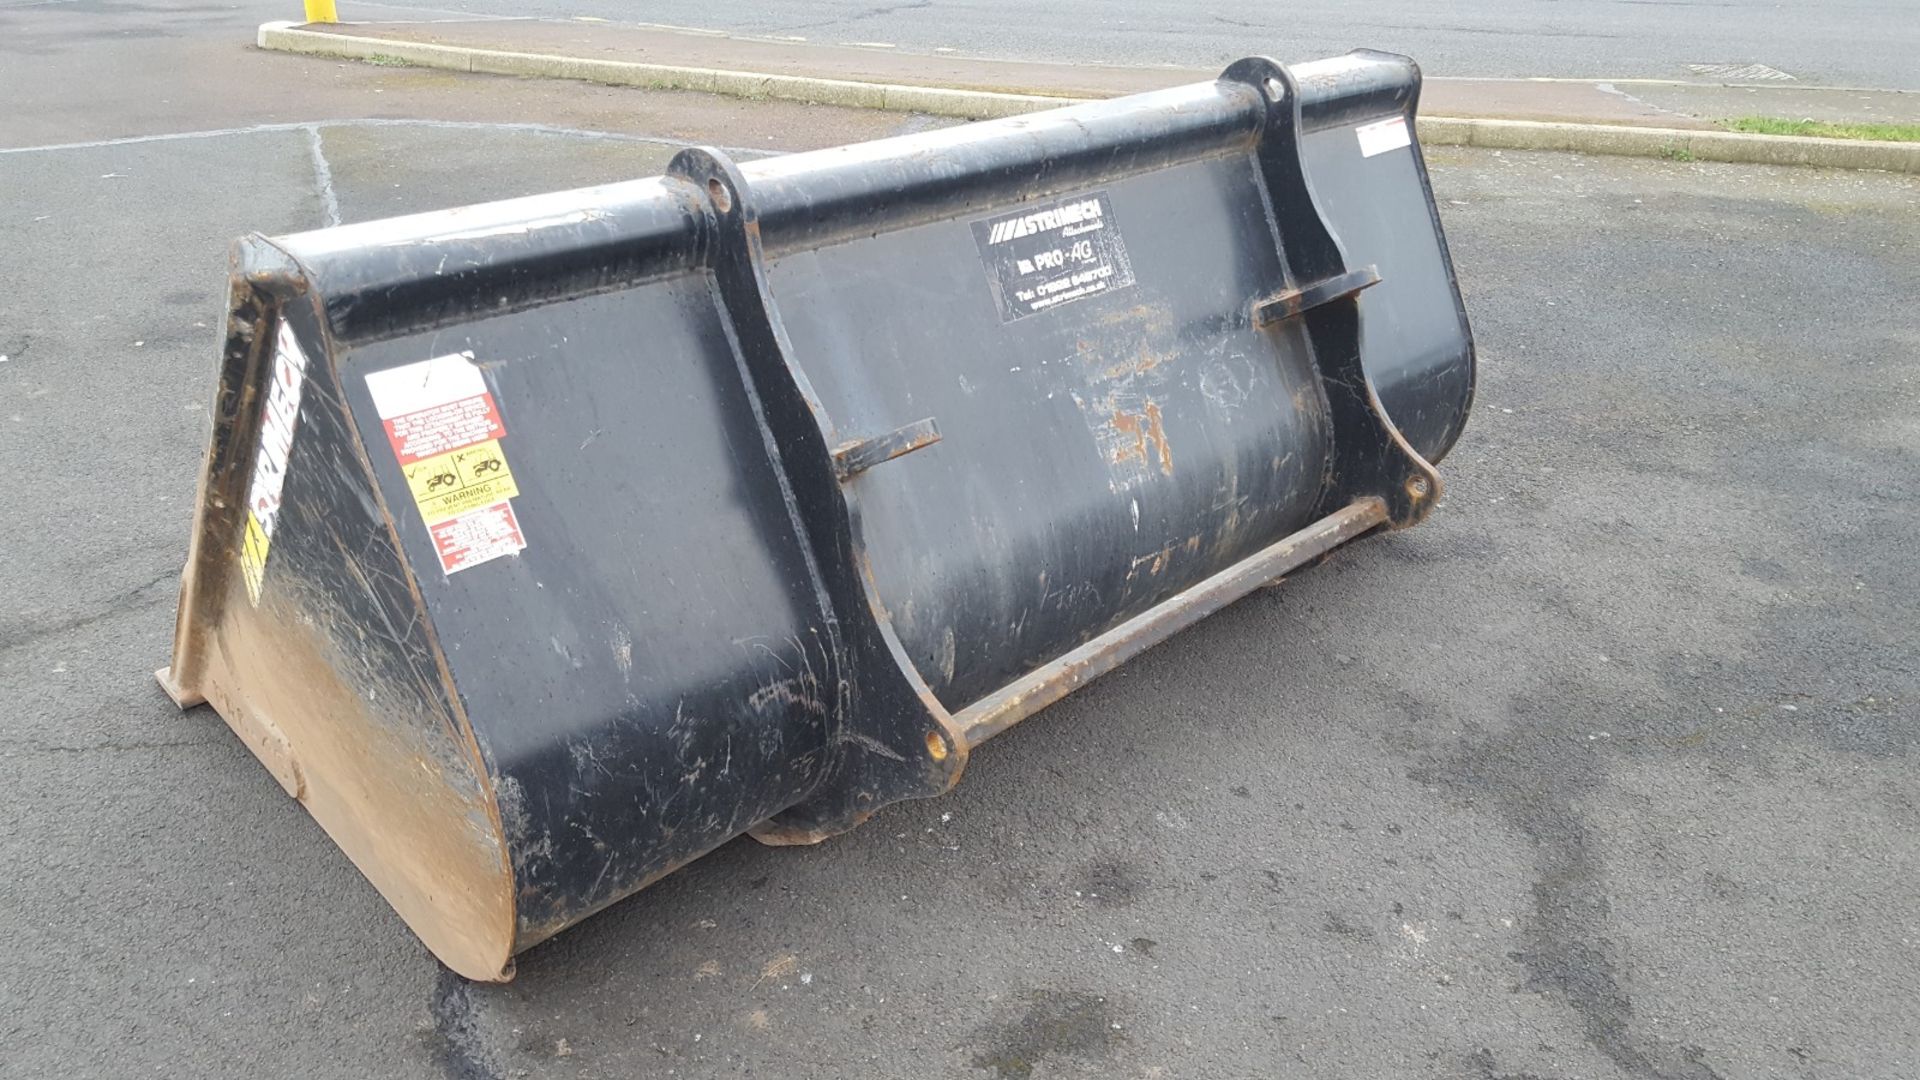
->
xmin=386 ymin=394 xmax=503 ymax=465
xmin=239 ymin=319 xmax=310 ymax=605
xmin=366 ymin=351 xmax=526 ymax=575
xmin=972 ymin=189 xmax=1135 ymax=322
xmin=429 ymin=501 xmax=527 ymax=574
xmin=403 ymin=439 xmax=519 ymax=524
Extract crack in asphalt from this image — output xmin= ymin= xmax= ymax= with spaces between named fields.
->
xmin=431 ymin=966 xmax=502 ymax=1080
xmin=0 ymin=566 xmax=176 ymax=656
xmin=23 ymin=737 xmax=214 ymax=754
xmin=1408 ymin=714 xmax=1727 ymax=1080
xmin=767 ymin=0 xmax=932 ymax=36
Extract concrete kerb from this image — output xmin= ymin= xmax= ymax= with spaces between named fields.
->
xmin=1416 ymin=116 xmax=1920 ymax=172
xmin=256 ymin=22 xmax=1076 ymax=120
xmin=257 ymin=23 xmax=1920 ymax=172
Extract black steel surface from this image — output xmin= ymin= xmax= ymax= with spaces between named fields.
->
xmin=166 ymin=50 xmax=1475 ymax=964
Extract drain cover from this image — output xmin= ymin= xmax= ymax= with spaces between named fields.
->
xmin=1687 ymin=62 xmax=1796 ymax=82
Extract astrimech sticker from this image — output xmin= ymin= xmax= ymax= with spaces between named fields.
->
xmin=239 ymin=320 xmax=310 ymax=606
xmin=365 ymin=351 xmax=527 ymax=576
xmin=972 ymin=190 xmax=1135 ymax=322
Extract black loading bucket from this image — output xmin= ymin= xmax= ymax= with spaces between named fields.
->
xmin=157 ymin=52 xmax=1473 ymax=979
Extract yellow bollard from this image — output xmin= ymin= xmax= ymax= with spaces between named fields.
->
xmin=303 ymin=0 xmax=337 ymax=23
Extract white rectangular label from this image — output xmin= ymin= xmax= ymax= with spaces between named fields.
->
xmin=1356 ymin=116 xmax=1412 ymax=158
xmin=364 ymin=350 xmax=488 ymax=419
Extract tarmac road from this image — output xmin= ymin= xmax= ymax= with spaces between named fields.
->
xmin=2 ymin=4 xmax=1918 ymax=1079
xmin=338 ymin=0 xmax=1920 ymax=90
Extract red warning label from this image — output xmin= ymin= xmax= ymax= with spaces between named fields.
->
xmin=363 ymin=349 xmax=506 ymax=464
xmin=429 ymin=501 xmax=527 ymax=574
xmin=384 ymin=394 xmax=504 ymax=465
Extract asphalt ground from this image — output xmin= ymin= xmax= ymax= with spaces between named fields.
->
xmin=280 ymin=18 xmax=1920 ymax=132
xmin=345 ymin=0 xmax=1920 ymax=90
xmin=3 ymin=6 xmax=1919 ymax=1080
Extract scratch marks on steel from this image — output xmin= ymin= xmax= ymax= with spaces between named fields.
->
xmin=1125 ymin=534 xmax=1205 ymax=584
xmin=1064 ymin=302 xmax=1186 ymax=493
xmin=610 ymin=621 xmax=633 ymax=676
xmin=939 ymin=627 xmax=958 ymax=684
xmin=748 ymin=673 xmax=828 ymax=716
xmin=1197 ymin=350 xmax=1261 ymax=415
xmin=839 ymin=728 xmax=907 ymax=762
xmin=1106 ymin=400 xmax=1175 ymax=478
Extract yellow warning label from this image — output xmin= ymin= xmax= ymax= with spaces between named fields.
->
xmin=240 ymin=511 xmax=270 ymax=605
xmin=403 ymin=438 xmax=520 ymax=525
